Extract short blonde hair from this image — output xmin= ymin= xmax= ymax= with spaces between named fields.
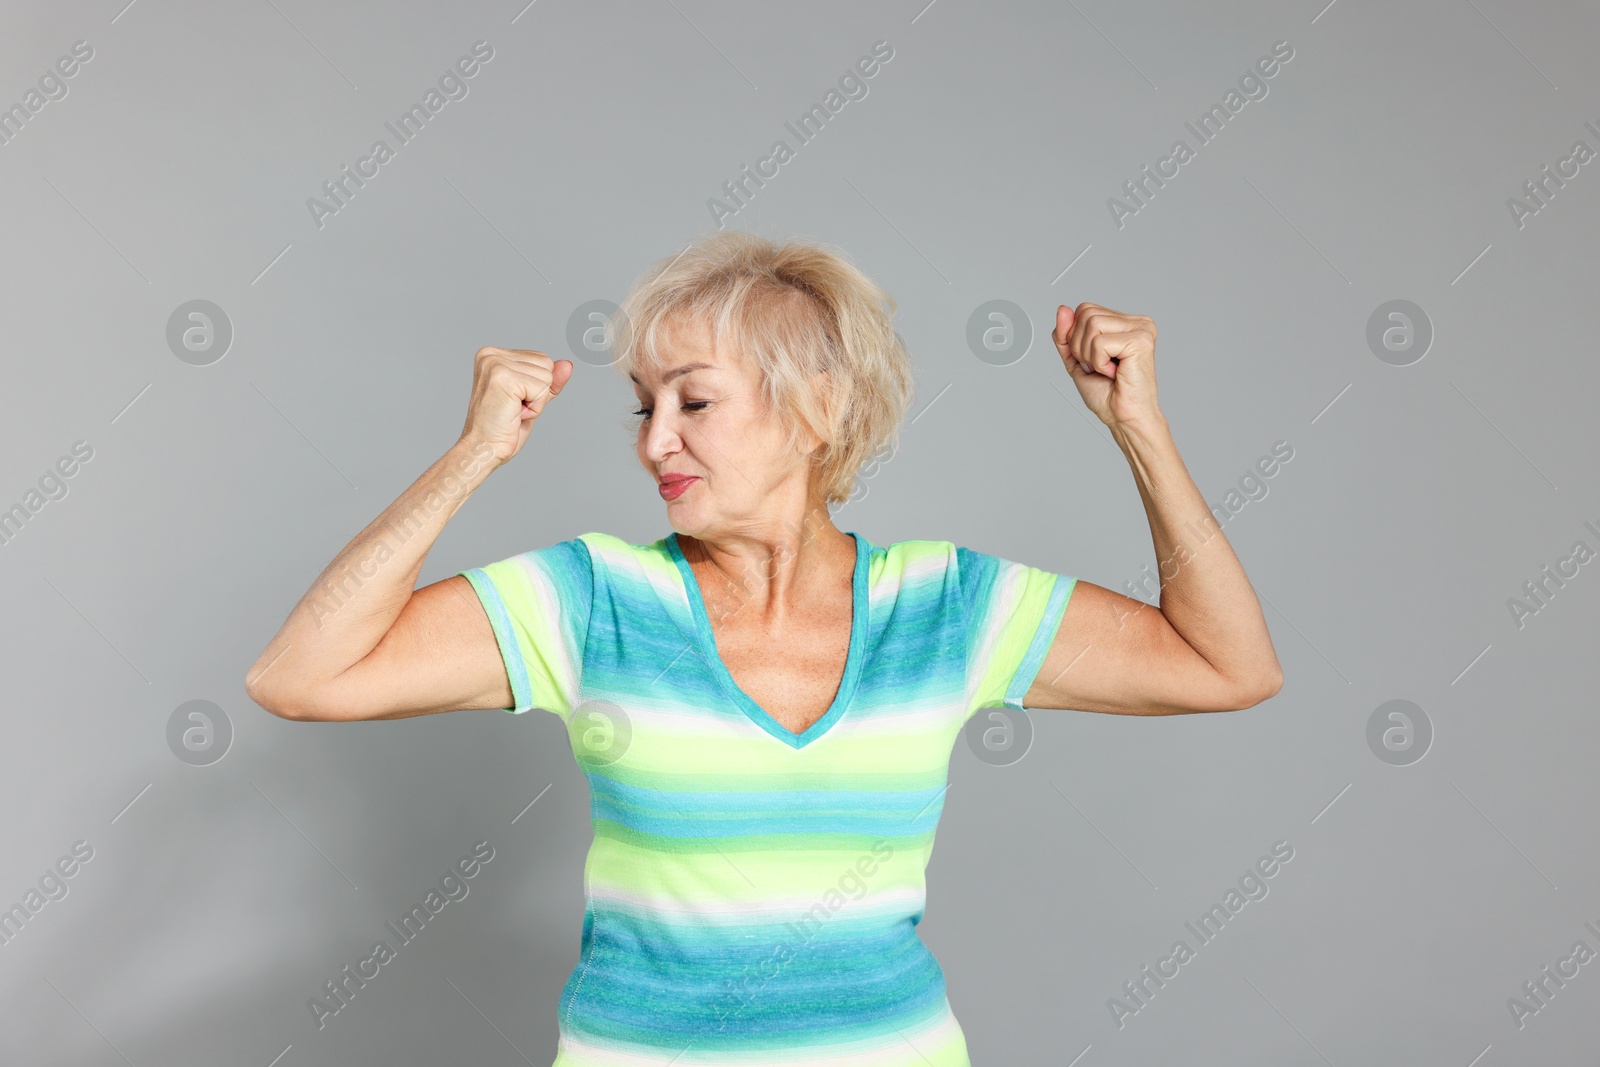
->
xmin=613 ymin=231 xmax=914 ymax=508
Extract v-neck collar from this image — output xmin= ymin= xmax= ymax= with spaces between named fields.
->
xmin=665 ymin=529 xmax=870 ymax=750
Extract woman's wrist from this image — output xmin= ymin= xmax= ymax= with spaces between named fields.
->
xmin=445 ymin=436 xmax=502 ymax=486
xmin=1109 ymin=411 xmax=1171 ymax=452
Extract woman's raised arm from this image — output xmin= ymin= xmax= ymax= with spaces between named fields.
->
xmin=1023 ymin=304 xmax=1283 ymax=716
xmin=243 ymin=348 xmax=572 ymax=722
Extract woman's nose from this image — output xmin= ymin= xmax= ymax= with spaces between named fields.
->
xmin=643 ymin=416 xmax=681 ymax=461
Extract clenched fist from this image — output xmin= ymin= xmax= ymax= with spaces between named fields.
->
xmin=1053 ymin=303 xmax=1161 ymax=431
xmin=458 ymin=347 xmax=573 ymax=466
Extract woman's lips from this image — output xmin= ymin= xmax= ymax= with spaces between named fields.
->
xmin=658 ymin=476 xmax=698 ymax=501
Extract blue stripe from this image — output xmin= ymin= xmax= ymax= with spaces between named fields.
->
xmin=459 ymin=566 xmax=533 ymax=714
xmin=1006 ymin=575 xmax=1076 ymax=710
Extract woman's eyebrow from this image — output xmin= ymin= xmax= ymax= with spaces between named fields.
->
xmin=629 ymin=362 xmax=716 ymax=386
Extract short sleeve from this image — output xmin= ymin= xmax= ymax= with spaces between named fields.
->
xmin=956 ymin=545 xmax=1076 ymax=717
xmin=456 ymin=537 xmax=593 ymax=719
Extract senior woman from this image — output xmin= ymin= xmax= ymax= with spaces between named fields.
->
xmin=246 ymin=231 xmax=1282 ymax=1066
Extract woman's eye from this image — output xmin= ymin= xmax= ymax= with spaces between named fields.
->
xmin=631 ymin=402 xmax=709 ymax=420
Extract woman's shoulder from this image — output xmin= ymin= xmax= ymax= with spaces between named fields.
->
xmin=871 ymin=538 xmax=1023 ymax=585
xmin=866 ymin=536 xmax=960 ymax=578
xmin=568 ymin=531 xmax=679 ymax=573
xmin=877 ymin=536 xmax=958 ymax=557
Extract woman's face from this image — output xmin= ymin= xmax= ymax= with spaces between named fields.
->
xmin=632 ymin=314 xmax=820 ymax=536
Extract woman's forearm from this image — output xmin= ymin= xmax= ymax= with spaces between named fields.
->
xmin=245 ymin=438 xmax=498 ymax=709
xmin=1110 ymin=414 xmax=1282 ymax=697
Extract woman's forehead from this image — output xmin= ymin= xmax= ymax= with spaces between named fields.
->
xmin=632 ymin=318 xmax=749 ymax=388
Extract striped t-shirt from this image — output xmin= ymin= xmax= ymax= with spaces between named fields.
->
xmin=458 ymin=530 xmax=1075 ymax=1066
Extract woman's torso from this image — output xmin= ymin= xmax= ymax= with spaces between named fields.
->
xmin=550 ymin=530 xmax=978 ymax=1067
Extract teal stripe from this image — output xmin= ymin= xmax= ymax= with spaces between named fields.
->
xmin=1005 ymin=574 xmax=1076 ymax=710
xmin=458 ymin=566 xmax=533 ymax=714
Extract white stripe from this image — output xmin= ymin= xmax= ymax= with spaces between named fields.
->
xmin=586 ymin=884 xmax=928 ymax=923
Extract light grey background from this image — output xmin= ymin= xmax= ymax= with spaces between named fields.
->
xmin=2 ymin=0 xmax=1596 ymax=1064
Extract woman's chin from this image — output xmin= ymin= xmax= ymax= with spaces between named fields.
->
xmin=664 ymin=503 xmax=701 ymax=533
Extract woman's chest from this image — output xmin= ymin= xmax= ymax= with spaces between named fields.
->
xmin=711 ymin=614 xmax=854 ymax=736
xmin=583 ymin=571 xmax=971 ymax=746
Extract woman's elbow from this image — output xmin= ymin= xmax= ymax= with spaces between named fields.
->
xmin=1229 ymin=667 xmax=1283 ymax=711
xmin=1179 ymin=666 xmax=1281 ymax=714
xmin=246 ymin=673 xmax=328 ymax=721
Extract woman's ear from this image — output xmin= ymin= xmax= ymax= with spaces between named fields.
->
xmin=804 ymin=369 xmax=830 ymax=456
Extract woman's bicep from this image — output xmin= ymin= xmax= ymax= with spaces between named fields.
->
xmin=314 ymin=576 xmax=514 ymax=721
xmin=1022 ymin=580 xmax=1246 ymax=715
